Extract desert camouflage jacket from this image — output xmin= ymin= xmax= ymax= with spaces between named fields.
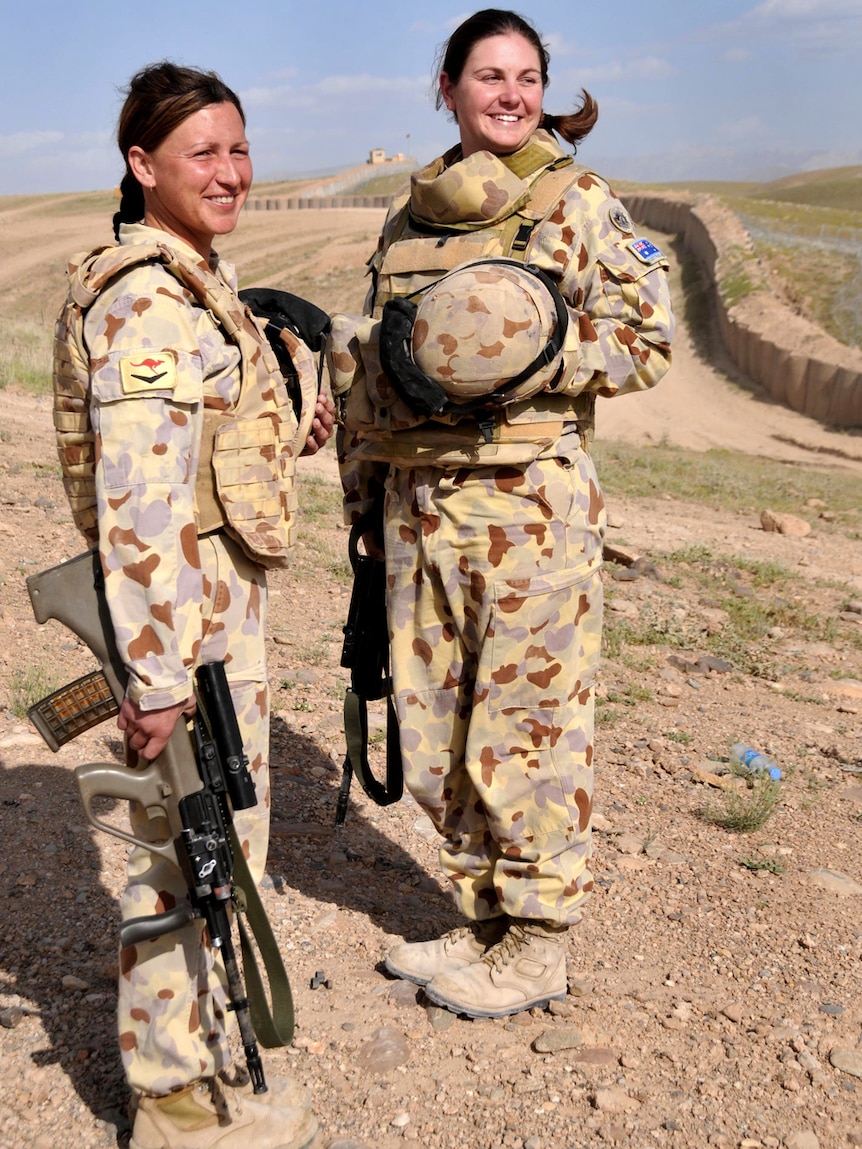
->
xmin=57 ymin=224 xmax=301 ymax=710
xmin=333 ymin=130 xmax=674 ymax=522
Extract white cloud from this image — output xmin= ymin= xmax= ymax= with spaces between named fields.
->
xmin=241 ymin=73 xmax=424 ymax=113
xmin=707 ymin=0 xmax=862 ymax=53
xmin=0 ymin=130 xmax=63 ymax=158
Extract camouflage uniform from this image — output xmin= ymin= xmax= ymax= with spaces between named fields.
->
xmin=334 ymin=131 xmax=673 ymax=927
xmin=62 ymin=223 xmax=299 ymax=1093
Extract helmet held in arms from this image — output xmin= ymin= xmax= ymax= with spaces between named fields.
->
xmin=378 ymin=258 xmax=569 ymax=419
xmin=412 ymin=259 xmax=567 ymax=406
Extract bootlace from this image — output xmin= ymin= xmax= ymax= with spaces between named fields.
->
xmin=481 ymin=923 xmax=528 ymax=972
xmin=442 ymin=924 xmax=476 ymax=947
xmin=211 ymin=1074 xmax=246 ymax=1118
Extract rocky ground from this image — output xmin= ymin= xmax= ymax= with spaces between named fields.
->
xmin=1 ymin=199 xmax=862 ymax=1149
xmin=1 ymin=384 xmax=861 ymax=1149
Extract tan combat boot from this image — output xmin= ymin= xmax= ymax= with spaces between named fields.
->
xmin=385 ymin=916 xmax=510 ymax=986
xmin=423 ymin=918 xmax=568 ymax=1018
xmin=129 ymin=1077 xmax=318 ymax=1149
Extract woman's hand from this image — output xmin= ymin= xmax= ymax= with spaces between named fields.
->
xmin=118 ymin=696 xmax=196 ymax=762
xmin=301 ymin=391 xmax=336 ymax=455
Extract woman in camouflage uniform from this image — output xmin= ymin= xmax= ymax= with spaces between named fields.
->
xmin=55 ymin=63 xmax=330 ymax=1149
xmin=332 ymin=9 xmax=674 ymax=1020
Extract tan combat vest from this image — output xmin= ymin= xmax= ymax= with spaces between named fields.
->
xmin=53 ymin=242 xmax=317 ymax=568
xmin=334 ymin=135 xmax=596 ymax=467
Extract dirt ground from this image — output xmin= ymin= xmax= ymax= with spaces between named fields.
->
xmin=0 ymin=201 xmax=861 ymax=1149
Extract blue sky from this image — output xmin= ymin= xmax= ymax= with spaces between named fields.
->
xmin=1 ymin=0 xmax=860 ymax=195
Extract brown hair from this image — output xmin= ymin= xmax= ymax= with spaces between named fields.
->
xmin=113 ymin=61 xmax=245 ymax=240
xmin=434 ymin=8 xmax=597 ymax=150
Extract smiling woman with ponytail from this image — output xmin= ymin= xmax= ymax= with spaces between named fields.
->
xmin=331 ymin=7 xmax=674 ymax=1023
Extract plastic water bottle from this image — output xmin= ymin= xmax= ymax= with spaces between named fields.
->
xmin=730 ymin=743 xmax=782 ymax=781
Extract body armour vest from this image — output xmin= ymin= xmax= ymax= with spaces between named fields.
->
xmin=333 ymin=132 xmax=595 ymax=467
xmin=53 ymin=242 xmax=317 ymax=568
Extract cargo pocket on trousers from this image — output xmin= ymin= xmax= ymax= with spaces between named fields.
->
xmin=481 ymin=561 xmax=602 ymax=715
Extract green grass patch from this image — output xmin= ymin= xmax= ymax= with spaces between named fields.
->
xmin=738 ymin=856 xmax=785 ymax=874
xmin=701 ymin=777 xmax=782 ymax=832
xmin=0 ymin=317 xmax=52 ymax=393
xmin=601 ymin=538 xmax=844 ymax=682
xmin=11 ymin=665 xmax=62 ymax=719
xmin=593 ymin=440 xmax=862 ymax=519
xmin=347 ymin=171 xmax=414 ymax=197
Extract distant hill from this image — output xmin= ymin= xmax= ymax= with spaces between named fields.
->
xmin=650 ymin=165 xmax=862 ymax=215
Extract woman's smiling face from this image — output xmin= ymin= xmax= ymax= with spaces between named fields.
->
xmin=439 ymin=31 xmax=545 ymax=158
xmin=128 ymin=101 xmax=251 ymax=257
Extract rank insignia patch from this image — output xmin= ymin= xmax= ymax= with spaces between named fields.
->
xmin=120 ymin=351 xmax=178 ymax=394
xmin=628 ymin=237 xmax=664 ymax=264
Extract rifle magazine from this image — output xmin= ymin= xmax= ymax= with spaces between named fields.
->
xmin=28 ymin=669 xmax=120 ymax=752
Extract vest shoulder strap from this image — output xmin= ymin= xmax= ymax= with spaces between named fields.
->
xmin=501 ymin=162 xmax=592 ymax=258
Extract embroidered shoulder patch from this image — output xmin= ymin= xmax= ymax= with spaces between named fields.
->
xmin=628 ymin=237 xmax=664 ymax=264
xmin=609 ymin=204 xmax=634 ymax=234
xmin=120 ymin=351 xmax=179 ymax=395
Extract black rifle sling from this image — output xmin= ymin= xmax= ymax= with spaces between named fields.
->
xmin=342 ymin=688 xmax=403 ymax=808
xmin=229 ymin=828 xmax=295 ymax=1047
xmin=336 ymin=511 xmax=403 ymax=825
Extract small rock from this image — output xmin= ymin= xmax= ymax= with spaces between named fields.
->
xmin=62 ymin=975 xmax=90 ymax=992
xmin=391 ymin=1112 xmax=410 ymax=1128
xmin=807 ymin=869 xmax=862 ymax=896
xmin=784 ymin=1132 xmax=820 ymax=1149
xmin=2 ymin=731 xmax=46 ymax=749
xmin=572 ymin=1046 xmax=619 ymax=1068
xmin=354 ymin=1026 xmax=410 ymax=1074
xmin=389 ymin=980 xmax=420 ymax=1007
xmin=819 ymin=1002 xmax=845 ymax=1016
xmin=615 ymin=834 xmax=644 ymax=856
xmin=830 ymin=1048 xmax=862 ymax=1078
xmin=533 ymin=1027 xmax=584 ymax=1053
xmin=822 ymin=679 xmax=862 ymax=700
xmin=592 ymin=1086 xmax=640 ymax=1113
xmin=426 ymin=1006 xmax=457 ymax=1033
xmin=0 ymin=1007 xmax=24 ymax=1029
xmin=761 ymin=508 xmax=812 ymax=537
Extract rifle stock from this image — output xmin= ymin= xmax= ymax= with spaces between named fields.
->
xmin=27 ymin=550 xmax=206 ymax=871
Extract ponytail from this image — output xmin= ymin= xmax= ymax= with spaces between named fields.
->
xmin=112 ymin=170 xmax=146 ymax=241
xmin=542 ymin=91 xmax=598 ymax=151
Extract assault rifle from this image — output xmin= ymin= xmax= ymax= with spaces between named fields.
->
xmin=336 ymin=509 xmax=403 ymax=827
xmin=26 ymin=551 xmax=293 ymax=1092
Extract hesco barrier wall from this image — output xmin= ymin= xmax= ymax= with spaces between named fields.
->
xmin=244 ymin=195 xmax=395 ymax=211
xmin=245 ymin=189 xmax=862 ymax=427
xmin=621 ymin=191 xmax=862 ymax=428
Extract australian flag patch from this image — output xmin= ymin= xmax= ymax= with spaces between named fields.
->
xmin=628 ymin=237 xmax=664 ymax=264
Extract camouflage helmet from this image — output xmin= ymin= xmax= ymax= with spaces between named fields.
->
xmin=379 ymin=259 xmax=568 ymax=417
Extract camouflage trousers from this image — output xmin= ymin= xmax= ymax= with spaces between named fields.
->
xmin=384 ymin=451 xmax=605 ymax=925
xmin=117 ymin=532 xmax=270 ymax=1094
